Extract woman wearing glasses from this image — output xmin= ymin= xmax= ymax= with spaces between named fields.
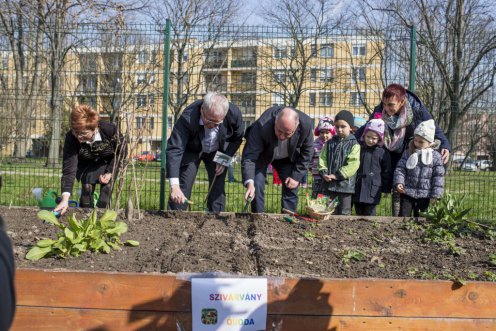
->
xmin=54 ymin=104 xmax=125 ymax=214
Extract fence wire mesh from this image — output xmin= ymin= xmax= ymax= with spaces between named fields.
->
xmin=0 ymin=23 xmax=494 ymax=220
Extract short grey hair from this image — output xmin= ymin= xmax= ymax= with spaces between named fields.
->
xmin=203 ymin=92 xmax=229 ymax=117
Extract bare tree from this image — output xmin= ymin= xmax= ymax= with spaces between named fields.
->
xmin=356 ymin=0 xmax=496 ymax=151
xmin=0 ymin=0 xmax=46 ymax=160
xmin=256 ymin=0 xmax=346 ymax=108
xmin=148 ymin=0 xmax=243 ymax=122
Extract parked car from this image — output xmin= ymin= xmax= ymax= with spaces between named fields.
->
xmin=476 ymin=160 xmax=493 ymax=171
xmin=133 ymin=151 xmax=155 ymax=162
xmin=459 ymin=161 xmax=478 ymax=172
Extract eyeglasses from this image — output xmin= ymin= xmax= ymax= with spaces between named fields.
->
xmin=274 ymin=123 xmax=296 ymax=139
xmin=201 ymin=109 xmax=224 ymax=126
xmin=72 ymin=129 xmax=95 ymax=140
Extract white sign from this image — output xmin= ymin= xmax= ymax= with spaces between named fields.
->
xmin=213 ymin=151 xmax=232 ymax=167
xmin=192 ymin=278 xmax=267 ymax=331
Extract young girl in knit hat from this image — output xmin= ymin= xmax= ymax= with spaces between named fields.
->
xmin=353 ymin=119 xmax=392 ymax=216
xmin=393 ymin=119 xmax=445 ymax=217
xmin=311 ymin=117 xmax=335 ymax=197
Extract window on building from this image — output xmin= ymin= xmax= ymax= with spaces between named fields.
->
xmin=2 ymin=54 xmax=8 ymax=69
xmin=136 ymin=94 xmax=147 ymax=107
xmin=111 ymin=97 xmax=121 ymax=110
xmin=167 ymin=116 xmax=173 ymax=128
xmin=350 ymin=92 xmax=366 ymax=106
xmin=352 ymin=44 xmax=366 ymax=57
xmin=86 ymin=77 xmax=96 ymax=90
xmin=319 ymin=92 xmax=332 ymax=106
xmin=149 ymin=73 xmax=155 ymax=84
xmin=320 ymin=68 xmax=333 ymax=82
xmin=352 ymin=67 xmax=366 ymax=82
xmin=290 ymin=47 xmax=296 ymax=58
xmin=149 ymin=93 xmax=155 ymax=105
xmin=272 ymin=93 xmax=284 ymax=106
xmin=310 ymin=68 xmax=317 ymax=82
xmin=151 ymin=49 xmax=157 ymax=64
xmin=241 ymin=72 xmax=256 ymax=84
xmin=309 ymin=92 xmax=316 ymax=106
xmin=243 ymin=120 xmax=253 ymax=129
xmin=149 ymin=117 xmax=155 ymax=129
xmin=136 ymin=73 xmax=146 ymax=85
xmin=311 ymin=44 xmax=317 ymax=57
xmin=274 ymin=47 xmax=287 ymax=59
xmin=320 ymin=44 xmax=334 ymax=58
xmin=273 ymin=70 xmax=286 ymax=83
xmin=138 ymin=50 xmax=147 ymax=64
xmin=136 ymin=116 xmax=145 ymax=129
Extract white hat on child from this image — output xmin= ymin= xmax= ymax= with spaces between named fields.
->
xmin=414 ymin=119 xmax=435 ymax=143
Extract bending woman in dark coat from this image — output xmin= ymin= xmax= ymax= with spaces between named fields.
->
xmin=54 ymin=105 xmax=126 ymax=214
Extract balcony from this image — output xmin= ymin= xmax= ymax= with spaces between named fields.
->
xmin=204 ymin=59 xmax=228 ymax=69
xmin=231 ymin=58 xmax=257 ymax=68
xmin=239 ymin=107 xmax=256 ymax=116
xmin=206 ymin=82 xmax=227 ymax=92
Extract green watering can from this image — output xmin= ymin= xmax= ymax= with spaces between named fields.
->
xmin=39 ymin=189 xmax=59 ymax=210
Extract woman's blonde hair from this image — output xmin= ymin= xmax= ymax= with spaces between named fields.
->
xmin=71 ymin=104 xmax=99 ymax=132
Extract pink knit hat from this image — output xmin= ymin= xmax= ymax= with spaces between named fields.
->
xmin=361 ymin=119 xmax=385 ymax=146
xmin=314 ymin=116 xmax=335 ymax=136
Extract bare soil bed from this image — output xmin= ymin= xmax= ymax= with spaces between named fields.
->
xmin=2 ymin=206 xmax=495 ymax=281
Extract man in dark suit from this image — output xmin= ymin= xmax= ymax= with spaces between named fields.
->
xmin=242 ymin=106 xmax=314 ymax=213
xmin=166 ymin=92 xmax=244 ymax=212
xmin=0 ymin=215 xmax=16 ymax=331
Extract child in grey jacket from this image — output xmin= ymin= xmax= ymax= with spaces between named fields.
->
xmin=393 ymin=119 xmax=445 ymax=217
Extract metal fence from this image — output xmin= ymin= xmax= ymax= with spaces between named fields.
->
xmin=0 ymin=22 xmax=495 ymax=221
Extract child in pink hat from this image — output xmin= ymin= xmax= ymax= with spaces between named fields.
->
xmin=353 ymin=119 xmax=392 ymax=216
xmin=311 ymin=117 xmax=335 ymax=197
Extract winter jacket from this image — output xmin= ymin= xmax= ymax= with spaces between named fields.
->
xmin=353 ymin=144 xmax=392 ymax=205
xmin=318 ymin=134 xmax=360 ymax=194
xmin=393 ymin=146 xmax=445 ymax=199
xmin=355 ymin=90 xmax=451 ymax=153
xmin=311 ymin=137 xmax=326 ymax=178
xmin=61 ymin=121 xmax=126 ymax=194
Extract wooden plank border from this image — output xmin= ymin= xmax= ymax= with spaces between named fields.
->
xmin=13 ymin=268 xmax=496 ymax=330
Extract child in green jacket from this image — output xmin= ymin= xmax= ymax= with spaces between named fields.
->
xmin=319 ymin=110 xmax=361 ymax=215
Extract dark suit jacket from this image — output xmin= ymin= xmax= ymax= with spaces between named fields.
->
xmin=241 ymin=105 xmax=314 ymax=183
xmin=166 ymin=100 xmax=245 ymax=179
xmin=0 ymin=216 xmax=15 ymax=331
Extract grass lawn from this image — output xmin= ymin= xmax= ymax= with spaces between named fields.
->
xmin=1 ymin=160 xmax=495 ymax=221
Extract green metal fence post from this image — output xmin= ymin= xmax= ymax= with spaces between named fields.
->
xmin=409 ymin=25 xmax=417 ymax=92
xmin=160 ymin=19 xmax=171 ymax=210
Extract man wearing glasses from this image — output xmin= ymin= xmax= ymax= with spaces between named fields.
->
xmin=242 ymin=106 xmax=314 ymax=213
xmin=166 ymin=92 xmax=244 ymax=212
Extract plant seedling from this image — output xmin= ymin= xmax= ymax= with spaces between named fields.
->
xmin=26 ymin=209 xmax=139 ymax=260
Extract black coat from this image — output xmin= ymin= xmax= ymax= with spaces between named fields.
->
xmin=166 ymin=100 xmax=244 ymax=179
xmin=61 ymin=121 xmax=125 ymax=193
xmin=353 ymin=144 xmax=392 ymax=205
xmin=0 ymin=216 xmax=15 ymax=331
xmin=241 ymin=106 xmax=314 ymax=183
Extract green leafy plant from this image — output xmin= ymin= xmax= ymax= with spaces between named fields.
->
xmin=420 ymin=193 xmax=475 ymax=254
xmin=488 ymin=253 xmax=496 ymax=267
xmin=342 ymin=249 xmax=365 ymax=264
xmin=303 ymin=231 xmax=316 ymax=239
xmin=483 ymin=271 xmax=496 ymax=282
xmin=26 ymin=210 xmax=139 ymax=260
